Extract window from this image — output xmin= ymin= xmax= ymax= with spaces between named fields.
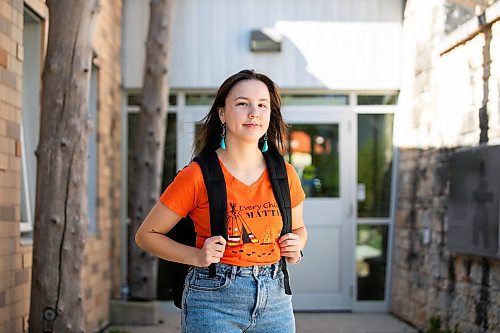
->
xmin=287 ymin=124 xmax=340 ymax=198
xmin=357 ymin=114 xmax=394 ymax=217
xmin=87 ymin=61 xmax=99 ymax=234
xmin=444 ymin=0 xmax=499 ymax=34
xmin=128 ymin=93 xmax=177 ymax=107
xmin=356 ymin=113 xmax=395 ymax=303
xmin=281 ymin=94 xmax=349 ymax=106
xmin=185 ymin=94 xmax=215 ymax=106
xmin=357 ymin=94 xmax=398 ymax=105
xmin=20 ymin=8 xmax=43 ymax=234
xmin=445 ymin=2 xmax=475 ymax=33
xmin=356 ymin=224 xmax=389 ymax=300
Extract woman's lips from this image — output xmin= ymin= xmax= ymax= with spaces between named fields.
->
xmin=243 ymin=123 xmax=260 ymax=128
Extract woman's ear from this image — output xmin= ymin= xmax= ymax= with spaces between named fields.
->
xmin=218 ymin=107 xmax=225 ymax=123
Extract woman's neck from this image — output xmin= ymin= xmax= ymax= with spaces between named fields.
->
xmin=216 ymin=140 xmax=264 ymax=172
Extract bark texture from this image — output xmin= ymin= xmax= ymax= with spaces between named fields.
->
xmin=28 ymin=1 xmax=99 ymax=332
xmin=128 ymin=0 xmax=175 ymax=300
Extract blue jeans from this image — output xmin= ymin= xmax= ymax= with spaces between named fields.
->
xmin=181 ymin=262 xmax=295 ymax=333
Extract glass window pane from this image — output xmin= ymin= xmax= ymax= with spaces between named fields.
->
xmin=161 ymin=114 xmax=177 ymax=190
xmin=87 ymin=64 xmax=98 ymax=234
xmin=445 ymin=3 xmax=474 ymax=34
xmin=127 ymin=94 xmax=177 ymax=106
xmin=21 ymin=8 xmax=43 ymax=232
xmin=357 ymin=114 xmax=394 ymax=217
xmin=282 ymin=94 xmax=349 ymax=106
xmin=287 ymin=124 xmax=339 ymax=198
xmin=357 ymin=94 xmax=398 ymax=105
xmin=186 ymin=94 xmax=215 ymax=106
xmin=356 ymin=224 xmax=388 ymax=301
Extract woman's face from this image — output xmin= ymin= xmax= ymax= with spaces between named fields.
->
xmin=219 ymin=79 xmax=271 ymax=145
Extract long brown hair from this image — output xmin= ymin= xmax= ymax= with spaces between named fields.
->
xmin=194 ymin=69 xmax=288 ymax=156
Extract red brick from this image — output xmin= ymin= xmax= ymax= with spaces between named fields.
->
xmin=0 ymin=48 xmax=7 ymax=68
xmin=14 ymin=140 xmax=20 ymax=157
xmin=14 ymin=269 xmax=28 ymax=285
xmin=0 ymin=306 xmax=7 ymax=324
xmin=15 ymin=44 xmax=22 ymax=62
xmin=0 ymin=154 xmax=7 ymax=171
xmin=0 ymin=119 xmax=6 ymax=136
xmin=21 ymin=253 xmax=30 ymax=269
xmin=10 ymin=254 xmax=22 ymax=271
xmin=8 ymin=155 xmax=20 ymax=171
xmin=0 ymin=255 xmax=6 ymax=273
xmin=6 ymin=121 xmax=19 ymax=140
xmin=0 ymin=222 xmax=17 ymax=237
xmin=0 ymin=205 xmax=15 ymax=221
xmin=6 ymin=283 xmax=29 ymax=304
xmin=0 ymin=271 xmax=14 ymax=289
xmin=11 ymin=299 xmax=29 ymax=318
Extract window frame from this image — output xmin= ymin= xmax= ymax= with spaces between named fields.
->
xmin=20 ymin=7 xmax=45 ymax=237
xmin=87 ymin=57 xmax=99 ymax=235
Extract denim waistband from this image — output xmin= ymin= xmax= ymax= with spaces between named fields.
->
xmin=195 ymin=262 xmax=281 ymax=279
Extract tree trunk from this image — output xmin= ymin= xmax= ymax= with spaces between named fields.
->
xmin=128 ymin=0 xmax=175 ymax=300
xmin=29 ymin=1 xmax=99 ymax=332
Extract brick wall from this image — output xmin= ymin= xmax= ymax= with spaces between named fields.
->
xmin=392 ymin=1 xmax=500 ymax=332
xmin=82 ymin=0 xmax=123 ymax=330
xmin=0 ymin=0 xmax=33 ymax=331
xmin=0 ymin=0 xmax=123 ymax=332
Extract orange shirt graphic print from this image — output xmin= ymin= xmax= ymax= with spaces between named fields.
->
xmin=227 ymin=202 xmax=259 ymax=246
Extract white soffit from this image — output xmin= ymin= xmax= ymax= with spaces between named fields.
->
xmin=274 ymin=21 xmax=402 ymax=90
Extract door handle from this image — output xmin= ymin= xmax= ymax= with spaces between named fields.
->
xmin=347 ymin=203 xmax=354 ymax=218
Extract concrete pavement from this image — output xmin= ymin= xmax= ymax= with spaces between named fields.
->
xmin=105 ymin=301 xmax=418 ymax=333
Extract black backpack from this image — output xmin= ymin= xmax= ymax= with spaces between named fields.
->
xmin=167 ymin=148 xmax=293 ymax=309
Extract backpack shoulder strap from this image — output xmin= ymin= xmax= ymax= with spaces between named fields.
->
xmin=263 ymin=148 xmax=292 ymax=235
xmin=263 ymin=147 xmax=293 ymax=295
xmin=193 ymin=151 xmax=227 ymax=277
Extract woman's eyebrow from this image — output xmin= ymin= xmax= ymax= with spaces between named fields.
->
xmin=234 ymin=96 xmax=269 ymax=102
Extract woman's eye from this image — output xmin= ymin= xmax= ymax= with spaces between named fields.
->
xmin=237 ymin=102 xmax=247 ymax=106
xmin=259 ymin=104 xmax=268 ymax=108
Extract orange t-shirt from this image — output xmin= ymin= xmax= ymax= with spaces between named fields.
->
xmin=160 ymin=159 xmax=306 ymax=267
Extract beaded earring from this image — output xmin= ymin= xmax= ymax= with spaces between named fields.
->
xmin=220 ymin=123 xmax=226 ymax=150
xmin=261 ymin=132 xmax=268 ymax=152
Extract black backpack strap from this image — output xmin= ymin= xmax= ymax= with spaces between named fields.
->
xmin=193 ymin=152 xmax=227 ymax=277
xmin=263 ymin=147 xmax=293 ymax=295
xmin=263 ymin=148 xmax=292 ymax=235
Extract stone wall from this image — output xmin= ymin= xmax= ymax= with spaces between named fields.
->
xmin=392 ymin=1 xmax=500 ymax=332
xmin=392 ymin=148 xmax=499 ymax=332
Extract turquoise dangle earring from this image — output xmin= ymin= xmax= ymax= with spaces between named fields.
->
xmin=261 ymin=132 xmax=268 ymax=152
xmin=220 ymin=123 xmax=227 ymax=150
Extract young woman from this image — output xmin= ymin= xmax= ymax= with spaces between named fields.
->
xmin=135 ymin=69 xmax=307 ymax=332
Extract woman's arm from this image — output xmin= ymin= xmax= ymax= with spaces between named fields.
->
xmin=279 ymin=202 xmax=307 ymax=264
xmin=135 ymin=201 xmax=226 ymax=267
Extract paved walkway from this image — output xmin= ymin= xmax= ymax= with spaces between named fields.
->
xmin=105 ymin=302 xmax=417 ymax=333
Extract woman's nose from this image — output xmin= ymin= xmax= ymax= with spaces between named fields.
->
xmin=248 ymin=104 xmax=259 ymax=118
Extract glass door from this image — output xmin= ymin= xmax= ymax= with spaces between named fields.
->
xmin=180 ymin=105 xmax=355 ymax=311
xmin=285 ymin=108 xmax=354 ymax=311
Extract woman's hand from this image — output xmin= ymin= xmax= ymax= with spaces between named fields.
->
xmin=278 ymin=233 xmax=302 ymax=264
xmin=196 ymin=236 xmax=227 ymax=267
